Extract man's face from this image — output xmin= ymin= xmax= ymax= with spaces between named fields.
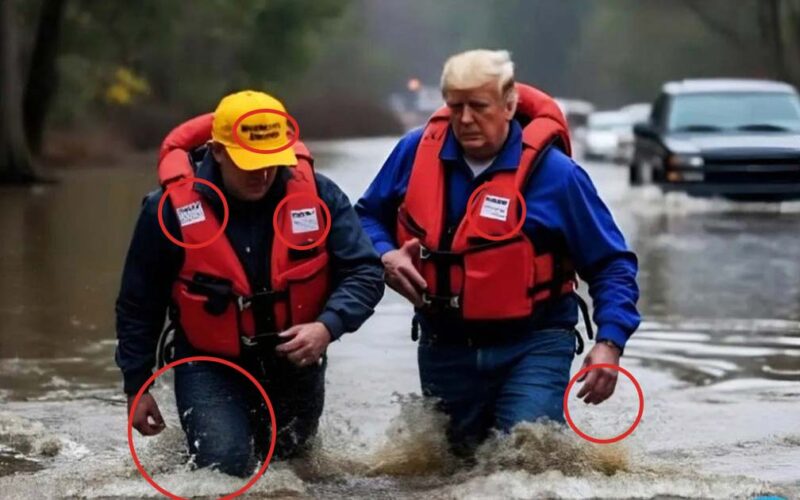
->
xmin=444 ymin=81 xmax=516 ymax=160
xmin=212 ymin=143 xmax=279 ymax=202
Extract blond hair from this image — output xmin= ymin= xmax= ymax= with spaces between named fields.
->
xmin=440 ymin=49 xmax=516 ymax=99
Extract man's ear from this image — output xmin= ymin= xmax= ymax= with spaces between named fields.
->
xmin=210 ymin=141 xmax=226 ymax=163
xmin=504 ymin=90 xmax=518 ymax=120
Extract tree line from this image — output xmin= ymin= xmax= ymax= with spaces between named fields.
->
xmin=2 ymin=0 xmax=799 ymax=183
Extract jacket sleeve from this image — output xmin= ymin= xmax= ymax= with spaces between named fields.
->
xmin=554 ymin=157 xmax=641 ymax=350
xmin=354 ymin=128 xmax=423 ymax=256
xmin=114 ymin=190 xmax=182 ymax=395
xmin=314 ymin=174 xmax=386 ymax=340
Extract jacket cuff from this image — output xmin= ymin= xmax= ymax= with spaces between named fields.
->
xmin=318 ymin=311 xmax=346 ymax=341
xmin=596 ymin=324 xmax=629 ymax=353
xmin=123 ymin=369 xmax=153 ymax=396
xmin=373 ymin=240 xmax=397 ymax=257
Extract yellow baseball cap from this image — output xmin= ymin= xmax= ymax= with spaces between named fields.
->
xmin=211 ymin=90 xmax=298 ymax=170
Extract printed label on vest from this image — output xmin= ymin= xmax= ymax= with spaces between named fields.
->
xmin=480 ymin=195 xmax=510 ymax=221
xmin=290 ymin=207 xmax=319 ymax=233
xmin=176 ymin=201 xmax=206 ymax=227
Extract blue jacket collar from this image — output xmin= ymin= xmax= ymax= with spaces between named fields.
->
xmin=439 ymin=119 xmax=523 ymax=174
xmin=195 ymin=146 xmax=220 ymax=185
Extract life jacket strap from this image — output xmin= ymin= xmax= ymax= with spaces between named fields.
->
xmin=421 ymin=292 xmax=461 ymax=310
xmin=419 ymin=244 xmax=463 ymax=265
xmin=571 ymin=293 xmax=595 ymax=355
xmin=236 ymin=289 xmax=289 ymax=311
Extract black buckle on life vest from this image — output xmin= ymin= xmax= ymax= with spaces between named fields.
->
xmin=422 ymin=292 xmax=460 ymax=310
xmin=240 ymin=331 xmax=284 ymax=362
xmin=239 ymin=289 xmax=289 ymax=337
xmin=419 ymin=245 xmax=462 ymax=264
xmin=240 ymin=331 xmax=280 ymax=347
xmin=237 ymin=289 xmax=288 ymax=311
xmin=185 ymin=274 xmax=234 ymax=316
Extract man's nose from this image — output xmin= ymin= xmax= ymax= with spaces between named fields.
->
xmin=460 ymin=106 xmax=474 ymax=124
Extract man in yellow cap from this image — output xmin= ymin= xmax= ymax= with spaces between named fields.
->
xmin=115 ymin=90 xmax=384 ymax=476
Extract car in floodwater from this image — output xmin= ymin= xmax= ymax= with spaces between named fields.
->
xmin=629 ymin=79 xmax=800 ymax=200
xmin=583 ymin=104 xmax=651 ymax=163
xmin=616 ymin=103 xmax=652 ymax=164
xmin=555 ymin=97 xmax=595 ymax=144
xmin=583 ymin=110 xmax=632 ymax=162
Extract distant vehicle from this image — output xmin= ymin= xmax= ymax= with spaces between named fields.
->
xmin=630 ymin=79 xmax=800 ymax=200
xmin=584 ymin=110 xmax=634 ymax=162
xmin=388 ymin=80 xmax=443 ymax=130
xmin=555 ymin=98 xmax=595 ymax=142
xmin=616 ymin=103 xmax=653 ymax=163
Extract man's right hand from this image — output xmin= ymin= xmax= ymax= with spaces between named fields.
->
xmin=382 ymin=238 xmax=428 ymax=307
xmin=127 ymin=393 xmax=166 ymax=436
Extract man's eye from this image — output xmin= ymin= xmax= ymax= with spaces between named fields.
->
xmin=448 ymin=103 xmax=464 ymax=111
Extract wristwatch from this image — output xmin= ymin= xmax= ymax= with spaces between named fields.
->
xmin=598 ymin=339 xmax=623 ymax=354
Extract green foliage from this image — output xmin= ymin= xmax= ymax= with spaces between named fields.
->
xmin=570 ymin=0 xmax=800 ymax=106
xmin=50 ymin=0 xmax=349 ymax=126
xmin=31 ymin=0 xmax=800 ymax=144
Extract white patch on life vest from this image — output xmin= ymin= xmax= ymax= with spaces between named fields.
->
xmin=479 ymin=194 xmax=510 ymax=221
xmin=290 ymin=207 xmax=319 ymax=234
xmin=176 ymin=201 xmax=206 ymax=227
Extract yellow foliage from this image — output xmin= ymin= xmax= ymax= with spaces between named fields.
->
xmin=104 ymin=67 xmax=150 ymax=106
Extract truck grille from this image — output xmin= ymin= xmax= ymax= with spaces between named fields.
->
xmin=703 ymin=157 xmax=800 ymax=184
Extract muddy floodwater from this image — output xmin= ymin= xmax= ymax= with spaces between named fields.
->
xmin=1 ymin=137 xmax=799 ymax=499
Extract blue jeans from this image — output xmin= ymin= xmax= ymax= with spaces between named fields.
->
xmin=173 ymin=354 xmax=325 ymax=477
xmin=418 ymin=328 xmax=576 ymax=455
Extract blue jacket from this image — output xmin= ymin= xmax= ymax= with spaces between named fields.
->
xmin=355 ymin=121 xmax=640 ymax=348
xmin=115 ymin=146 xmax=385 ymax=394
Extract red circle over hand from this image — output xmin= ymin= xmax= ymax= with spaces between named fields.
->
xmin=563 ymin=363 xmax=644 ymax=444
xmin=232 ymin=109 xmax=300 ymax=155
xmin=272 ymin=192 xmax=332 ymax=251
xmin=464 ymin=180 xmax=527 ymax=241
xmin=157 ymin=177 xmax=229 ymax=250
xmin=127 ymin=356 xmax=277 ymax=500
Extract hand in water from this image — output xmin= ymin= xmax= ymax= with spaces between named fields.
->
xmin=576 ymin=342 xmax=622 ymax=405
xmin=127 ymin=393 xmax=166 ymax=436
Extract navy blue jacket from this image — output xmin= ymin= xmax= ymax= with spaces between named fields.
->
xmin=356 ymin=121 xmax=640 ymax=348
xmin=116 ymin=147 xmax=385 ymax=394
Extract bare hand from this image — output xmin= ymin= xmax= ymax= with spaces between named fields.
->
xmin=382 ymin=238 xmax=427 ymax=307
xmin=576 ymin=342 xmax=622 ymax=405
xmin=127 ymin=393 xmax=166 ymax=436
xmin=275 ymin=321 xmax=331 ymax=367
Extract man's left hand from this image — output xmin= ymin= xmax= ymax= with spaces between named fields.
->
xmin=576 ymin=342 xmax=621 ymax=405
xmin=275 ymin=322 xmax=331 ymax=367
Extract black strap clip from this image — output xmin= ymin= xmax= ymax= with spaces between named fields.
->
xmin=419 ymin=245 xmax=462 ymax=265
xmin=185 ymin=274 xmax=234 ymax=316
xmin=237 ymin=289 xmax=288 ymax=311
xmin=241 ymin=331 xmax=281 ymax=348
xmin=422 ymin=292 xmax=460 ymax=310
xmin=411 ymin=315 xmax=420 ymax=342
xmin=573 ymin=293 xmax=595 ymax=355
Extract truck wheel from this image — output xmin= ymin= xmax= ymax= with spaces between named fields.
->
xmin=629 ymin=163 xmax=642 ymax=186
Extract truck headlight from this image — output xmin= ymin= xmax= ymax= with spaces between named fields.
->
xmin=668 ymin=154 xmax=704 ymax=168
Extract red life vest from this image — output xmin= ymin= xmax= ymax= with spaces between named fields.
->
xmin=396 ymin=83 xmax=576 ymax=321
xmin=158 ymin=114 xmax=330 ymax=357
